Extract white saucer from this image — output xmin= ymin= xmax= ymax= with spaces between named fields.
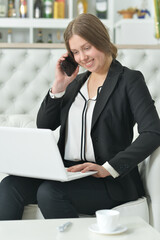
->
xmin=88 ymin=223 xmax=127 ymax=235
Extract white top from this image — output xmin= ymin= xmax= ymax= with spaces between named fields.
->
xmin=64 ymin=78 xmax=97 ymax=162
xmin=49 ymin=78 xmax=119 ymax=178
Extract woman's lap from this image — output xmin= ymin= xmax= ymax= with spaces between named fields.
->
xmin=0 ymin=174 xmax=123 ymax=219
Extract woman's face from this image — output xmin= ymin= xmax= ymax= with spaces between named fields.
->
xmin=69 ymin=35 xmax=108 ymax=74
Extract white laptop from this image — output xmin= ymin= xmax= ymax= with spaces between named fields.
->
xmin=0 ymin=127 xmax=96 ymax=182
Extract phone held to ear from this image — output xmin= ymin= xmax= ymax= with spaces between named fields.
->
xmin=60 ymin=55 xmax=78 ymax=76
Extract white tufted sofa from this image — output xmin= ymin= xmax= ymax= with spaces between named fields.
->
xmin=0 ymin=44 xmax=160 ymax=231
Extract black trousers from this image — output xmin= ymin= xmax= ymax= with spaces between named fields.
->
xmin=0 ymin=161 xmax=124 ymax=220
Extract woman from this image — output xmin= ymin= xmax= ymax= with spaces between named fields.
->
xmin=0 ymin=13 xmax=160 ymax=220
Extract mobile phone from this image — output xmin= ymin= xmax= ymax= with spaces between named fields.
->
xmin=60 ymin=55 xmax=78 ymax=76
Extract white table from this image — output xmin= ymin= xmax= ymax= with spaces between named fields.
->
xmin=0 ymin=216 xmax=160 ymax=240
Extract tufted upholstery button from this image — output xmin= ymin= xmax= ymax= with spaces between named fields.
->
xmin=21 ymin=110 xmax=27 ymax=114
xmin=34 ymin=66 xmax=40 ymax=73
xmin=9 ymin=95 xmax=16 ymax=102
xmin=22 ymin=81 xmax=28 ymax=88
xmin=47 ymin=80 xmax=52 ymax=86
xmin=119 ymin=52 xmax=124 ymax=58
xmin=142 ymin=53 xmax=147 ymax=59
xmin=33 ymin=95 xmax=40 ymax=102
xmin=24 ymin=51 xmax=28 ymax=58
xmin=12 ymin=65 xmax=16 ymax=72
xmin=9 ymin=65 xmax=16 ymax=72
xmin=153 ymin=95 xmax=157 ymax=101
xmin=153 ymin=67 xmax=159 ymax=73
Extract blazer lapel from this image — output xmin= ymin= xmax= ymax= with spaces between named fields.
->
xmin=91 ymin=60 xmax=123 ymax=129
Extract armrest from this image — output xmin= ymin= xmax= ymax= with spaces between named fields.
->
xmin=144 ymin=147 xmax=160 ymax=198
xmin=0 ymin=173 xmax=8 ymax=182
xmin=143 ymin=147 xmax=160 ymax=230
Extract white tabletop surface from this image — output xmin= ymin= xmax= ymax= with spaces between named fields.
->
xmin=0 ymin=216 xmax=160 ymax=240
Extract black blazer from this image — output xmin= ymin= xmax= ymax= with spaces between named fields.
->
xmin=37 ymin=60 xmax=160 ymax=202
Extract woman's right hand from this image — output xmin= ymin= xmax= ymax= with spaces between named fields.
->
xmin=51 ymin=53 xmax=79 ymax=94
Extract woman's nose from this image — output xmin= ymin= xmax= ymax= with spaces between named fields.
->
xmin=79 ymin=51 xmax=87 ymax=61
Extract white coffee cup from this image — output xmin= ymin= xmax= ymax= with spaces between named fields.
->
xmin=96 ymin=209 xmax=120 ymax=233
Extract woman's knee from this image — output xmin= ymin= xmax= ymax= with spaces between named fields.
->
xmin=37 ymin=181 xmax=78 ymax=218
xmin=37 ymin=181 xmax=66 ymax=204
xmin=0 ymin=176 xmax=17 ymax=198
xmin=0 ymin=176 xmax=24 ymax=220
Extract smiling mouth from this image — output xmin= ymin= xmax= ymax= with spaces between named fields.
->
xmin=84 ymin=59 xmax=94 ymax=68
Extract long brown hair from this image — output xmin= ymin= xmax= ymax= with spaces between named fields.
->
xmin=64 ymin=13 xmax=117 ymax=59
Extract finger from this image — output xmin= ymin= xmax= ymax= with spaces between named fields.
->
xmin=73 ymin=65 xmax=79 ymax=75
xmin=68 ymin=163 xmax=92 ymax=172
xmin=67 ymin=164 xmax=84 ymax=172
xmin=57 ymin=53 xmax=68 ymax=65
xmin=63 ymin=52 xmax=68 ymax=57
xmin=81 ymin=166 xmax=96 ymax=173
xmin=81 ymin=164 xmax=99 ymax=173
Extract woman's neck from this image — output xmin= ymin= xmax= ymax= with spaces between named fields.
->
xmin=89 ymin=55 xmax=113 ymax=84
xmin=87 ymin=55 xmax=113 ymax=99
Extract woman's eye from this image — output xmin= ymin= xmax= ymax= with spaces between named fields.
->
xmin=84 ymin=46 xmax=91 ymax=50
xmin=72 ymin=51 xmax=78 ymax=55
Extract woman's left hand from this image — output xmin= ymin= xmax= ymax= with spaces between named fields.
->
xmin=67 ymin=162 xmax=111 ymax=178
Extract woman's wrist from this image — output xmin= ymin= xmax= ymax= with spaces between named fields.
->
xmin=51 ymin=81 xmax=67 ymax=94
xmin=49 ymin=88 xmax=65 ymax=99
